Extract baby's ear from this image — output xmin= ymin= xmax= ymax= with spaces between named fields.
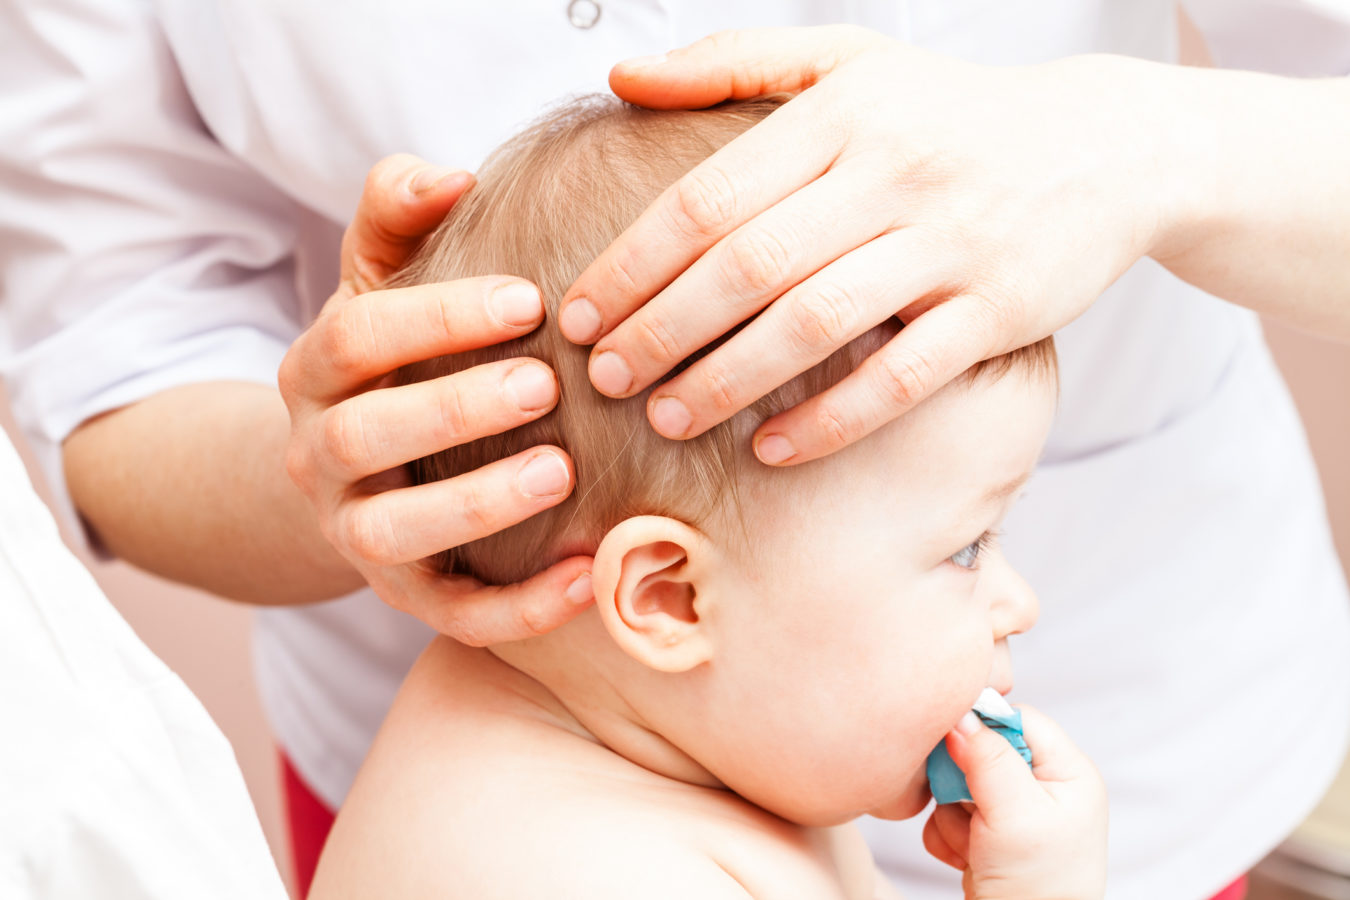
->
xmin=592 ymin=516 xmax=718 ymax=673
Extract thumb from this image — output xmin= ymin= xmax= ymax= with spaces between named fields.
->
xmin=609 ymin=25 xmax=888 ymax=110
xmin=340 ymin=153 xmax=473 ymax=294
xmin=945 ymin=711 xmax=1040 ymax=815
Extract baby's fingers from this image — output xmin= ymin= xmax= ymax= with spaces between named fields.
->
xmin=922 ymin=804 xmax=971 ymax=871
xmin=1017 ymin=705 xmax=1105 ymax=788
xmin=944 ymin=712 xmax=1043 ymax=816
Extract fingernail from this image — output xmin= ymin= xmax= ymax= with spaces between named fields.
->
xmin=755 ymin=434 xmax=796 ymax=465
xmin=565 ymin=573 xmax=593 ymax=607
xmin=559 ymin=298 xmax=602 ymax=343
xmin=503 ymin=364 xmax=555 ymax=412
xmin=621 ymin=53 xmax=669 ymax=69
xmin=517 ymin=453 xmax=569 ymax=498
xmin=590 ymin=351 xmax=633 ymax=396
xmin=490 ymin=282 xmax=543 ymax=327
xmin=410 ymin=166 xmax=461 ymax=195
xmin=650 ymin=396 xmax=691 ymax=438
xmin=955 ymin=711 xmax=982 ymax=737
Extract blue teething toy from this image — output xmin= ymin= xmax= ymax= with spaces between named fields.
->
xmin=926 ymin=691 xmax=1033 ymax=805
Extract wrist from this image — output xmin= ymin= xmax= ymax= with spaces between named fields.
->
xmin=1072 ymin=53 xmax=1221 ymax=266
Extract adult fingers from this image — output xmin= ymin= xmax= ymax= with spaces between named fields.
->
xmin=559 ymin=86 xmax=844 ymax=347
xmin=341 ymin=153 xmax=474 ymax=293
xmin=388 ymin=555 xmax=595 ymax=647
xmin=751 ymin=296 xmax=1004 ymax=465
xmin=334 ymin=447 xmax=574 ymax=568
xmin=609 ymin=25 xmax=888 ymax=110
xmin=923 ymin=804 xmax=972 ymax=871
xmin=643 ymin=228 xmax=952 ymax=438
xmin=316 ymin=359 xmax=558 ymax=482
xmin=1017 ymin=705 xmax=1104 ymax=787
xmin=943 ymin=712 xmax=1042 ymax=815
xmin=584 ymin=166 xmax=899 ymax=401
xmin=284 ymin=277 xmax=544 ymax=403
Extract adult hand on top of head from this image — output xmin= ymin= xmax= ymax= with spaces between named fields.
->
xmin=562 ymin=26 xmax=1178 ymax=464
xmin=279 ymin=154 xmax=594 ymax=646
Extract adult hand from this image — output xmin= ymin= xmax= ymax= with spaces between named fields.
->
xmin=922 ymin=706 xmax=1108 ymax=900
xmin=562 ymin=26 xmax=1173 ymax=464
xmin=280 ymin=154 xmax=594 ymax=645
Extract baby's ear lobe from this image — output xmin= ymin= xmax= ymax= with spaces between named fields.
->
xmin=593 ymin=517 xmax=716 ymax=673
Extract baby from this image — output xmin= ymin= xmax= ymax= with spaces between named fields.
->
xmin=309 ymin=96 xmax=1106 ymax=900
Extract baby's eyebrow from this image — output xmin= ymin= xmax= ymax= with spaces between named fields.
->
xmin=980 ymin=470 xmax=1033 ymax=507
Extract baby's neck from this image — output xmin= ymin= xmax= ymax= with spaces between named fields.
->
xmin=488 ymin=609 xmax=724 ymax=791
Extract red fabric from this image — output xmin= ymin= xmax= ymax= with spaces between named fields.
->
xmin=279 ymin=752 xmax=337 ymax=899
xmin=278 ymin=747 xmax=1248 ymax=900
xmin=1209 ymin=875 xmax=1248 ymax=900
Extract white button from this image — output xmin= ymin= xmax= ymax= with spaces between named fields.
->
xmin=567 ymin=0 xmax=601 ymax=29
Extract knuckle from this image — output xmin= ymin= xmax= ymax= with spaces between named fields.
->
xmin=365 ymin=153 xmax=417 ymax=197
xmin=785 ymin=283 xmax=862 ymax=357
xmin=284 ymin=444 xmax=315 ymax=493
xmin=340 ymin=505 xmax=401 ymax=566
xmin=967 ymin=289 xmax=1018 ymax=341
xmin=722 ymin=227 xmax=793 ymax=297
xmin=703 ymin=362 xmax=743 ymax=416
xmin=276 ymin=348 xmax=301 ymax=402
xmin=633 ymin=312 xmax=684 ymax=366
xmin=514 ymin=598 xmax=555 ymax=640
xmin=603 ymin=244 xmax=643 ymax=300
xmin=671 ymin=166 xmax=739 ymax=239
xmin=814 ymin=405 xmax=859 ymax=451
xmin=452 ymin=619 xmax=492 ymax=648
xmin=871 ymin=348 xmax=934 ymax=410
xmin=320 ymin=405 xmax=373 ymax=476
xmin=318 ymin=304 xmax=377 ymax=378
xmin=433 ymin=383 xmax=470 ymax=446
xmin=455 ymin=482 xmax=496 ymax=540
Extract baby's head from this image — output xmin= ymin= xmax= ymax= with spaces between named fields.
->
xmin=396 ymin=96 xmax=1057 ymax=826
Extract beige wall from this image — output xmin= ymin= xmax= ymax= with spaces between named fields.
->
xmin=2 ymin=321 xmax=1347 ymax=900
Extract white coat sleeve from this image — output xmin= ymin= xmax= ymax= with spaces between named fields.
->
xmin=0 ymin=0 xmax=307 ymax=537
xmin=1181 ymin=0 xmax=1350 ymax=75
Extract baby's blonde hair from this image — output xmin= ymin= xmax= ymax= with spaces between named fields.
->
xmin=395 ymin=95 xmax=1054 ymax=584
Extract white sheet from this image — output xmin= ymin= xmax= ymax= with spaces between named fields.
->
xmin=0 ymin=431 xmax=286 ymax=899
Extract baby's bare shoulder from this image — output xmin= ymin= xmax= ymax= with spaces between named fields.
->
xmin=310 ymin=639 xmax=868 ymax=899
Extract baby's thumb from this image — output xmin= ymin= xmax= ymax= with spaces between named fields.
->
xmin=945 ymin=712 xmax=1040 ymax=814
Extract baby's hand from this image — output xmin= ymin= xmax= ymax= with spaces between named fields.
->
xmin=922 ymin=705 xmax=1107 ymax=900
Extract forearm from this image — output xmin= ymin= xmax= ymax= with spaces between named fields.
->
xmin=63 ymin=381 xmax=364 ymax=605
xmin=1141 ymin=59 xmax=1350 ymax=337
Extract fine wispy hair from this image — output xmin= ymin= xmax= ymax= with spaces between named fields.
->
xmin=393 ymin=94 xmax=1053 ymax=584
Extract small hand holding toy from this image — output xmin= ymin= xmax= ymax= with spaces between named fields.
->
xmin=927 ymin=688 xmax=1031 ymax=804
xmin=923 ymin=691 xmax=1109 ymax=900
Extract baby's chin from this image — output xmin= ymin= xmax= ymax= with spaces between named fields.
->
xmin=864 ymin=770 xmax=933 ymax=821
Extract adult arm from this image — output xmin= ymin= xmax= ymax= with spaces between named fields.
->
xmin=560 ymin=25 xmax=1350 ymax=466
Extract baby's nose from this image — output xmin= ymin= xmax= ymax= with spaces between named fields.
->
xmin=991 ymin=560 xmax=1040 ymax=639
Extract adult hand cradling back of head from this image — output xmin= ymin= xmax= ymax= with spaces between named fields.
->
xmin=278 ymin=155 xmax=592 ymax=644
xmin=564 ymin=25 xmax=1350 ymax=466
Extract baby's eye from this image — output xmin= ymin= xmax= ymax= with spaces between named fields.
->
xmin=949 ymin=531 xmax=997 ymax=571
xmin=950 ymin=540 xmax=982 ymax=570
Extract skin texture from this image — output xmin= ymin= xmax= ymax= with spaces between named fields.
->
xmin=310 ymin=370 xmax=1107 ymax=900
xmin=562 ymin=26 xmax=1350 ymax=467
